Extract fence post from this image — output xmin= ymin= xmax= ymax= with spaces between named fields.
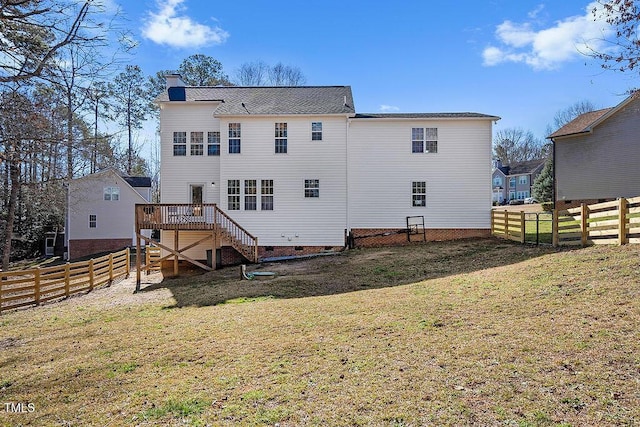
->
xmin=88 ymin=259 xmax=94 ymax=291
xmin=520 ymin=211 xmax=526 ymax=243
xmin=619 ymin=197 xmax=628 ymax=245
xmin=581 ymin=203 xmax=589 ymax=247
xmin=64 ymin=263 xmax=70 ymax=297
xmin=108 ymin=253 xmax=114 ymax=285
xmin=34 ymin=267 xmax=41 ymax=306
xmin=504 ymin=210 xmax=510 ymax=240
xmin=0 ymin=277 xmax=3 ymax=314
xmin=125 ymin=247 xmax=130 ymax=278
xmin=490 ymin=210 xmax=495 ymax=236
xmin=552 ymin=209 xmax=559 ymax=247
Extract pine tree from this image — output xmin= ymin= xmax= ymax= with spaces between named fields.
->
xmin=532 ymin=158 xmax=553 ymax=202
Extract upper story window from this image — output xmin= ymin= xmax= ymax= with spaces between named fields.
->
xmin=312 ymin=122 xmax=323 ymax=141
xmin=173 ymin=131 xmax=186 ymax=156
xmin=509 ymin=177 xmax=516 ymax=188
xmin=412 ymin=181 xmax=426 ymax=207
xmin=493 ymin=176 xmax=503 ymax=187
xmin=103 ymin=186 xmax=119 ymax=201
xmin=261 ymin=179 xmax=274 ymax=210
xmin=229 ymin=123 xmax=241 ymax=154
xmin=190 ymin=131 xmax=203 ymax=156
xmin=244 ymin=180 xmax=257 ymax=211
xmin=275 ymin=123 xmax=287 ymax=154
xmin=89 ymin=214 xmax=97 ymax=228
xmin=228 ymin=180 xmax=240 ymax=210
xmin=411 ymin=128 xmax=438 ymax=154
xmin=207 ymin=131 xmax=220 ymax=156
xmin=518 ymin=175 xmax=528 ymax=185
xmin=304 ymin=179 xmax=319 ymax=198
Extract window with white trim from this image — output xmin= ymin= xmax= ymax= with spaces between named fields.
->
xmin=312 ymin=122 xmax=322 ymax=141
xmin=229 ymin=123 xmax=241 ymax=154
xmin=509 ymin=177 xmax=516 ymax=188
xmin=190 ymin=131 xmax=203 ymax=156
xmin=493 ymin=176 xmax=503 ymax=186
xmin=89 ymin=214 xmax=97 ymax=228
xmin=304 ymin=179 xmax=319 ymax=198
xmin=518 ymin=175 xmax=528 ymax=185
xmin=173 ymin=131 xmax=186 ymax=156
xmin=244 ymin=180 xmax=257 ymax=210
xmin=207 ymin=131 xmax=220 ymax=156
xmin=411 ymin=127 xmax=438 ymax=153
xmin=228 ymin=180 xmax=240 ymax=210
xmin=103 ymin=187 xmax=119 ymax=201
xmin=412 ymin=181 xmax=426 ymax=207
xmin=261 ymin=180 xmax=274 ymax=210
xmin=275 ymin=123 xmax=287 ymax=154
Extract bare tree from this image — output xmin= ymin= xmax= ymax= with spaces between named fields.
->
xmin=493 ymin=128 xmax=544 ymax=166
xmin=235 ymin=61 xmax=269 ymax=86
xmin=234 ymin=61 xmax=307 ymax=86
xmin=0 ymin=0 xmax=96 ymax=83
xmin=551 ymin=100 xmax=596 ymax=131
xmin=588 ymin=1 xmax=640 ymax=74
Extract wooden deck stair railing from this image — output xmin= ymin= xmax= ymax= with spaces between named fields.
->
xmin=135 ymin=204 xmax=258 ymax=263
xmin=214 ymin=206 xmax=259 ymax=262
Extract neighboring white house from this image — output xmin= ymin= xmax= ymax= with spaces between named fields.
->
xmin=157 ymin=75 xmax=499 ymax=264
xmin=67 ymin=168 xmax=151 ymax=259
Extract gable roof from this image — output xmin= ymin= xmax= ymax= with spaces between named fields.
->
xmin=157 ymin=86 xmax=356 ymax=115
xmin=508 ymin=159 xmax=546 ymax=175
xmin=548 ymin=91 xmax=640 ymax=139
xmin=71 ymin=168 xmax=151 ymax=200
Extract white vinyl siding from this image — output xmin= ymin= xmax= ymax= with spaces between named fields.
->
xmin=218 ymin=116 xmax=347 ymax=247
xmin=159 ymin=103 xmax=222 ymax=206
xmin=348 ymin=119 xmax=492 ymax=229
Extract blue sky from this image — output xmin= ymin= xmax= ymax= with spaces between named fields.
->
xmin=113 ymin=0 xmax=636 ymax=142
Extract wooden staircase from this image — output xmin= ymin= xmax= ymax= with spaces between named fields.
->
xmin=214 ymin=206 xmax=259 ymax=263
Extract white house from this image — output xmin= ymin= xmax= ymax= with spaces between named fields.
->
xmin=67 ymin=168 xmax=151 ymax=259
xmin=155 ymin=75 xmax=499 ymax=266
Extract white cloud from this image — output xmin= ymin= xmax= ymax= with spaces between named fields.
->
xmin=142 ymin=0 xmax=229 ymax=48
xmin=528 ymin=4 xmax=545 ymax=19
xmin=482 ymin=2 xmax=614 ymax=70
xmin=379 ymin=105 xmax=400 ymax=112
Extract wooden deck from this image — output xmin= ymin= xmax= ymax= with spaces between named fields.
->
xmin=134 ymin=204 xmax=258 ymax=289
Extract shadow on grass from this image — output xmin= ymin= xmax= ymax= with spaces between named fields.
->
xmin=138 ymin=238 xmax=561 ymax=308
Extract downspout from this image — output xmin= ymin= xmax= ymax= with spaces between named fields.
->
xmin=345 ymin=116 xmax=350 ymax=248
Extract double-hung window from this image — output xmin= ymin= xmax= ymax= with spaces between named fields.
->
xmin=173 ymin=131 xmax=186 ymax=156
xmin=228 ymin=180 xmax=240 ymax=210
xmin=244 ymin=180 xmax=257 ymax=210
xmin=275 ymin=123 xmax=287 ymax=154
xmin=412 ymin=181 xmax=426 ymax=207
xmin=190 ymin=132 xmax=203 ymax=156
xmin=518 ymin=175 xmax=528 ymax=185
xmin=89 ymin=214 xmax=97 ymax=228
xmin=207 ymin=131 xmax=220 ymax=156
xmin=411 ymin=128 xmax=438 ymax=153
xmin=229 ymin=123 xmax=241 ymax=154
xmin=103 ymin=187 xmax=119 ymax=201
xmin=261 ymin=180 xmax=274 ymax=210
xmin=312 ymin=122 xmax=322 ymax=141
xmin=509 ymin=177 xmax=516 ymax=188
xmin=304 ymin=179 xmax=319 ymax=198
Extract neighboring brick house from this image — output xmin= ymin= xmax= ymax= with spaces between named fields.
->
xmin=66 ymin=168 xmax=152 ymax=259
xmin=549 ymin=91 xmax=640 ymax=209
xmin=492 ymin=159 xmax=545 ymax=204
xmin=155 ymin=75 xmax=500 ymax=264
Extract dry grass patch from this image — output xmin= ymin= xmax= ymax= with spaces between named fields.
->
xmin=1 ymin=239 xmax=639 ymax=426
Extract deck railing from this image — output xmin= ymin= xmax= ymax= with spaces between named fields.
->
xmin=135 ymin=204 xmax=258 ymax=262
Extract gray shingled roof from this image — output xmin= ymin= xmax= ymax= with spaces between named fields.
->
xmin=123 ymin=176 xmax=152 ymax=188
xmin=353 ymin=112 xmax=500 ymax=119
xmin=508 ymin=159 xmax=546 ymax=175
xmin=157 ymin=86 xmax=355 ymax=115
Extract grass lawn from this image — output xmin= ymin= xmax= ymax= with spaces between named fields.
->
xmin=1 ymin=239 xmax=639 ymax=426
